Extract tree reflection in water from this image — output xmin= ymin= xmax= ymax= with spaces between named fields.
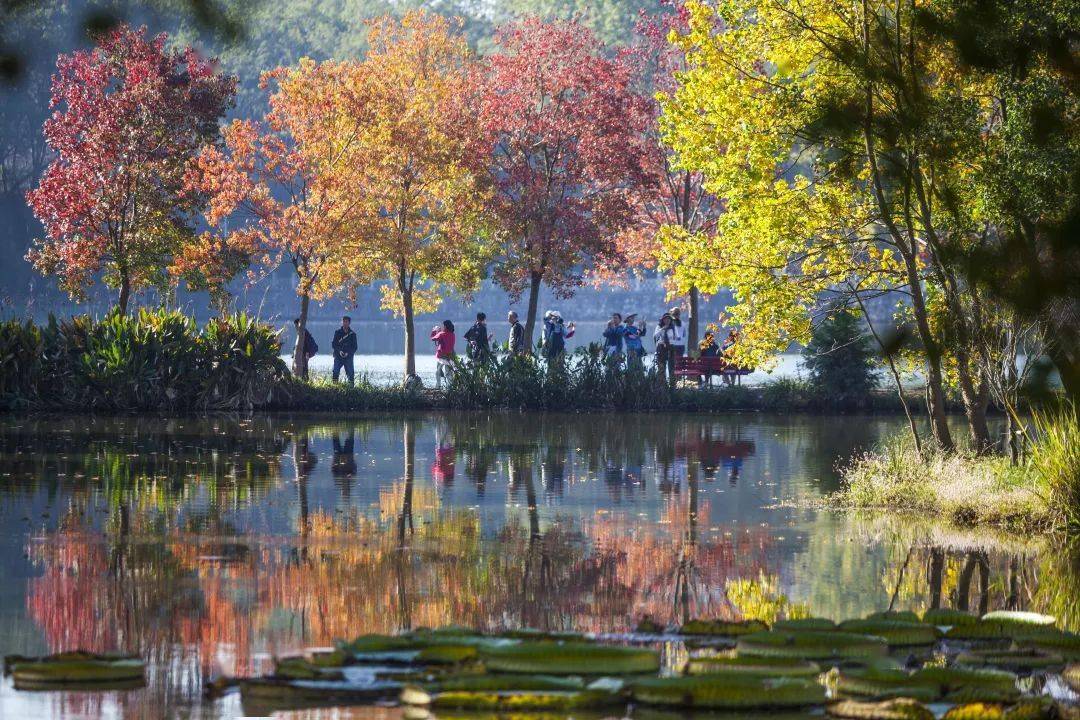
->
xmin=0 ymin=413 xmax=1076 ymax=718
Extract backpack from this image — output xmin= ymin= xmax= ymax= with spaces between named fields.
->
xmin=306 ymin=333 xmax=319 ymax=358
xmin=545 ymin=324 xmax=565 ymax=358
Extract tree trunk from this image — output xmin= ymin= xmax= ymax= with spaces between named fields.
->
xmin=1045 ymin=331 xmax=1080 ymax=400
xmin=903 ymin=250 xmax=954 ymax=451
xmin=688 ymin=286 xmax=700 ymax=356
xmin=955 ymin=360 xmax=993 ymax=452
xmin=292 ymin=291 xmax=311 ymax=379
xmin=400 ymin=279 xmax=416 ymax=380
xmin=117 ymin=272 xmax=131 ymax=316
xmin=928 ymin=547 xmax=945 ymax=609
xmin=523 ymin=272 xmax=543 ymax=350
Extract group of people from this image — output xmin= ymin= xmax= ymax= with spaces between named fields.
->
xmin=295 ymin=307 xmax=739 ymax=389
xmin=429 ymin=310 xmax=577 ymax=388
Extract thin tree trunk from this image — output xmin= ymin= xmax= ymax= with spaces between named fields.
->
xmin=117 ymin=272 xmax=131 ymax=316
xmin=853 ymin=287 xmax=923 ymax=457
xmin=688 ymin=286 xmax=700 ymax=355
xmin=292 ymin=291 xmax=311 ymax=379
xmin=523 ymin=271 xmax=543 ymax=350
xmin=400 ymin=277 xmax=416 ymax=380
xmin=928 ymin=547 xmax=945 ymax=609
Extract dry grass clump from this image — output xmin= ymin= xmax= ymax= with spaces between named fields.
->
xmin=839 ymin=435 xmax=1045 ymax=531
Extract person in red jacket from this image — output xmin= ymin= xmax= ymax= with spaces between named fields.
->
xmin=431 ymin=319 xmax=456 ymax=389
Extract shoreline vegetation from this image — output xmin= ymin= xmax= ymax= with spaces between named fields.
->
xmin=2 ymin=309 xmax=967 ymax=415
xmin=832 ymin=408 xmax=1080 ymax=535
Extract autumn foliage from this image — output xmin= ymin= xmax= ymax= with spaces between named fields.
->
xmin=478 ymin=17 xmax=650 ymax=345
xmin=26 ymin=25 xmax=234 ymax=314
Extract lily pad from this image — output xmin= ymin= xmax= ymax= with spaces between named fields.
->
xmin=837 ymin=620 xmax=940 ymax=647
xmin=827 ymin=698 xmax=934 ymax=720
xmin=679 ymin=619 xmax=770 ymax=636
xmin=479 ymin=642 xmax=660 ymax=675
xmin=923 ymin=609 xmax=979 ymax=627
xmin=736 ymin=631 xmax=890 ymax=660
xmin=773 ymin=618 xmax=837 ymax=632
xmin=686 ymin=654 xmax=821 ymax=677
xmin=401 ymin=686 xmax=621 ymax=711
xmin=629 ymin=675 xmax=826 ymax=709
xmin=5 ymin=652 xmax=145 ymax=684
xmin=980 ymin=612 xmax=1056 ymax=627
xmin=954 ymin=648 xmax=1064 ymax=672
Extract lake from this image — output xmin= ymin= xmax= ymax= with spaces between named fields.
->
xmin=0 ymin=413 xmax=1075 ymax=719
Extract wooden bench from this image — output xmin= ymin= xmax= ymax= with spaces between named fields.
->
xmin=674 ymin=356 xmax=753 ymax=385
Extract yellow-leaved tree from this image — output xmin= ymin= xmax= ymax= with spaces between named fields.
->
xmin=323 ymin=11 xmax=492 ymax=380
xmin=656 ymin=0 xmax=1021 ymax=451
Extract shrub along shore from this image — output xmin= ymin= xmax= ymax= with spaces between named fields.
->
xmin=832 ymin=407 xmax=1080 ymax=535
xmin=0 ymin=309 xmax=960 ymax=414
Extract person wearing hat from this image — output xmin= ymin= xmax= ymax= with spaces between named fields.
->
xmin=542 ymin=310 xmax=575 ymax=361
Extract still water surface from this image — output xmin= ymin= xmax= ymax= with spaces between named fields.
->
xmin=0 ymin=413 xmax=1075 ymax=719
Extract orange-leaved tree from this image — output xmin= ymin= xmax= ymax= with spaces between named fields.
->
xmin=327 ymin=11 xmax=492 ymax=380
xmin=181 ymin=60 xmax=366 ymax=378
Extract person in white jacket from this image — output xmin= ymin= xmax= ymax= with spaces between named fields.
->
xmin=654 ymin=313 xmax=677 ymax=385
xmin=669 ymin=306 xmax=686 ymax=362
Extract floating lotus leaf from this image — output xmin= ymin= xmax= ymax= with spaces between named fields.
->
xmin=636 ymin=618 xmax=665 ymax=634
xmin=340 ymin=634 xmax=419 ymax=654
xmin=5 ymin=652 xmax=145 ymax=684
xmin=629 ymin=675 xmax=826 ymax=709
xmin=274 ymin=657 xmax=344 ymax=681
xmin=866 ymin=611 xmax=923 ymax=624
xmin=943 ymin=701 xmax=1054 ymax=720
xmin=923 ymin=609 xmax=979 ymax=627
xmin=837 ymin=620 xmax=939 ymax=647
xmin=414 ymin=645 xmax=479 ymax=665
xmin=981 ymin=612 xmax=1056 ymax=627
xmin=686 ymin=654 xmax=821 ymax=677
xmin=401 ymin=686 xmax=620 ymax=711
xmin=773 ymin=618 xmax=837 ymax=631
xmin=954 ymin=648 xmax=1064 ymax=672
xmin=679 ymin=619 xmax=770 ymax=636
xmin=826 ymin=698 xmax=934 ymax=720
xmin=238 ymin=678 xmax=397 ymax=707
xmin=479 ymin=642 xmax=660 ymax=675
xmin=308 ymin=649 xmax=348 ymax=667
xmin=736 ymin=631 xmax=889 ymax=660
xmin=426 ymin=675 xmax=585 ymax=693
xmin=1013 ymin=629 xmax=1080 ymax=658
xmin=834 ymin=666 xmax=940 ymax=702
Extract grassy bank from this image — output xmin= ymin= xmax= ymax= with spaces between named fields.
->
xmin=274 ymin=372 xmax=936 ymax=413
xmin=834 ymin=407 xmax=1080 ymax=534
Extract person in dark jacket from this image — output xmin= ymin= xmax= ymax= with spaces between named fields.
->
xmin=331 ymin=315 xmax=357 ymax=385
xmin=507 ymin=311 xmax=525 ymax=355
xmin=464 ymin=312 xmax=491 ymax=363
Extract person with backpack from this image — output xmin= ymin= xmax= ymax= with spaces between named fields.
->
xmin=464 ymin=312 xmax=491 ymax=363
xmin=431 ymin=320 xmax=456 ymax=389
xmin=623 ymin=314 xmax=645 ymax=369
xmin=293 ymin=317 xmax=318 ymax=379
xmin=653 ymin=313 xmax=676 ymax=385
xmin=331 ymin=315 xmax=357 ymax=385
xmin=507 ymin=311 xmax=525 ymax=355
xmin=541 ymin=310 xmax=575 ymax=362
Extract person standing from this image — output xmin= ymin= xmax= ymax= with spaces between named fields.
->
xmin=602 ymin=312 xmax=626 ymax=359
xmin=464 ymin=312 xmax=491 ymax=363
xmin=623 ymin=314 xmax=645 ymax=369
xmin=654 ymin=313 xmax=675 ymax=385
xmin=331 ymin=315 xmax=357 ymax=385
xmin=542 ymin=310 xmax=575 ymax=362
xmin=431 ymin=320 xmax=456 ymax=389
xmin=670 ymin=306 xmax=686 ymax=361
xmin=507 ymin=311 xmax=525 ymax=355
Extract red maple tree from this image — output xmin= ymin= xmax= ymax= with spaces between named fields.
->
xmin=26 ymin=25 xmax=235 ymax=314
xmin=478 ymin=17 xmax=650 ymax=345
xmin=610 ymin=2 xmax=723 ymax=350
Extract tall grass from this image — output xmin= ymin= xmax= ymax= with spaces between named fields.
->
xmin=1030 ymin=403 xmax=1080 ymax=532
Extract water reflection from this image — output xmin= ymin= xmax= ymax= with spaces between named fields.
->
xmin=0 ymin=413 xmax=1076 ymax=720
